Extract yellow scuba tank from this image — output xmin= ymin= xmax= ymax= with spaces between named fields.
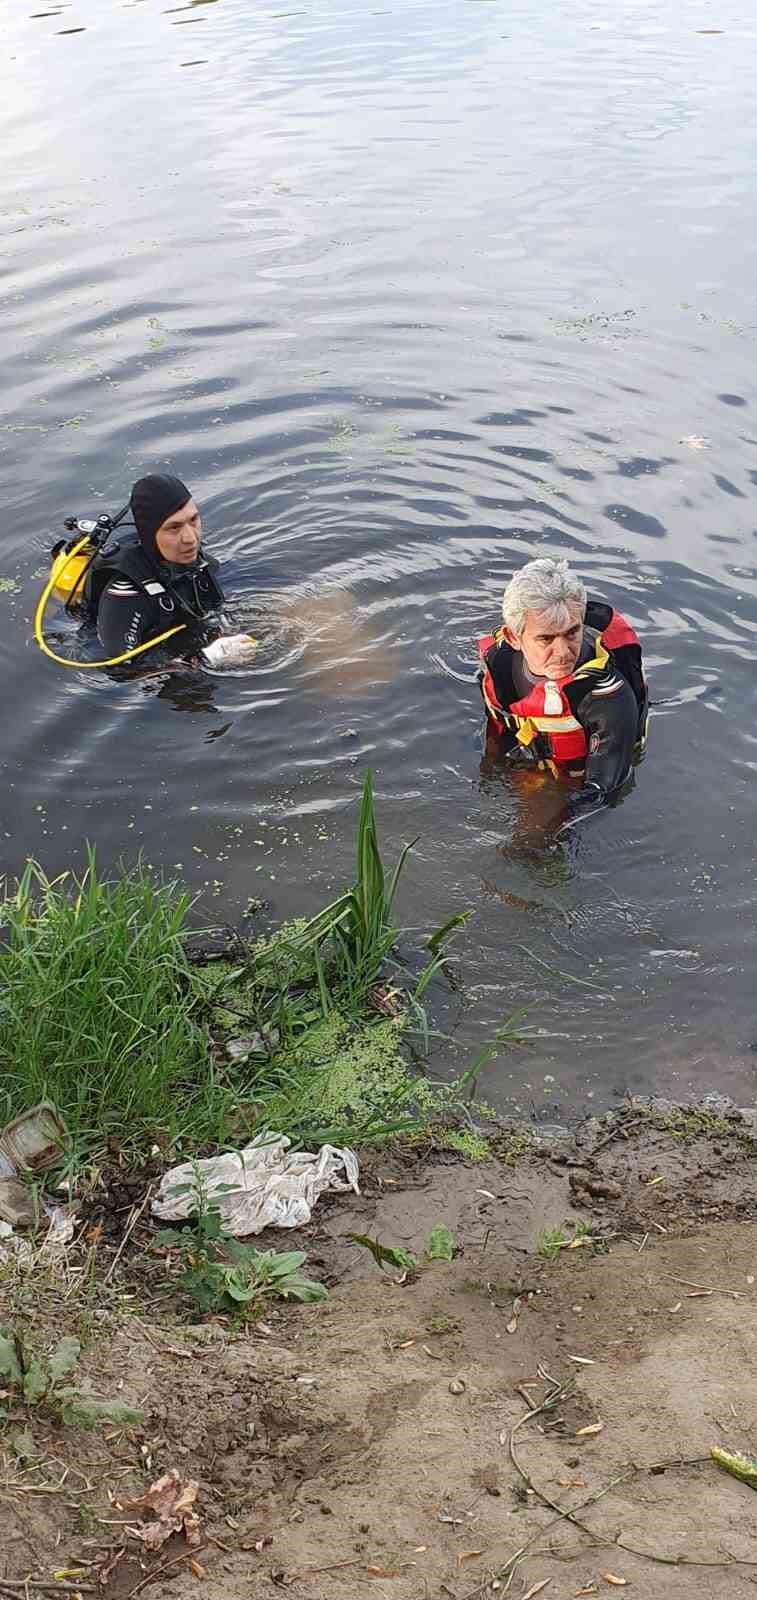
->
xmin=36 ymin=509 xmax=189 ymax=670
xmin=49 ymin=537 xmax=97 ymax=606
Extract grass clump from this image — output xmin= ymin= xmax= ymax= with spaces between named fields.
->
xmin=0 ymin=774 xmax=519 ymax=1165
xmin=536 ymin=1220 xmax=601 ymax=1260
xmin=0 ymin=854 xmax=220 ymax=1157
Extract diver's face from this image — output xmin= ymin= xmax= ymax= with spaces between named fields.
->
xmin=506 ymin=602 xmax=584 ymax=680
xmin=155 ymin=498 xmax=202 ymax=564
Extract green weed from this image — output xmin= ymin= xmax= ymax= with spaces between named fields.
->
xmin=424 ymin=1224 xmax=454 ymax=1262
xmin=442 ymin=1129 xmax=490 ymax=1161
xmin=0 ymin=1326 xmax=143 ymax=1429
xmin=348 ymin=1225 xmax=456 ymax=1274
xmin=536 ymin=1220 xmax=601 ymax=1260
xmin=536 ymin=1226 xmax=569 ymax=1260
xmin=154 ymin=1169 xmax=326 ymax=1321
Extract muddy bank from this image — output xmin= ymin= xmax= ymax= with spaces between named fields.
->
xmin=1 ymin=1098 xmax=756 ymax=1600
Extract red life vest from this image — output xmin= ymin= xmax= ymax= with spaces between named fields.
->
xmin=478 ymin=604 xmax=645 ymax=771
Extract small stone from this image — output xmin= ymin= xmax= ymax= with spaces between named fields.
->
xmin=449 ymin=1378 xmax=466 ymax=1395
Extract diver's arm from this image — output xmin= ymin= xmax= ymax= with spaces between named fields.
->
xmin=558 ymin=674 xmax=639 ymax=831
xmin=96 ymin=581 xmax=154 ymax=657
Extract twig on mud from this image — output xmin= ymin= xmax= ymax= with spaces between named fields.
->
xmin=459 ymin=1452 xmax=757 ymax=1599
xmin=0 ymin=1475 xmax=69 ymax=1497
xmin=0 ymin=1584 xmax=97 ymax=1596
xmin=131 ymin=1317 xmax=195 ymax=1360
xmin=295 ymin=1560 xmax=363 ymax=1577
xmin=664 ymin=1275 xmax=749 ymax=1300
xmin=458 ymin=1470 xmax=636 ymax=1600
xmin=590 ymin=1115 xmax=647 ymax=1154
xmin=104 ymin=1188 xmax=154 ymax=1286
xmin=615 ymin=1541 xmax=757 ymax=1568
xmin=126 ymin=1544 xmax=204 ymax=1597
xmin=508 ymin=1377 xmax=598 ymax=1538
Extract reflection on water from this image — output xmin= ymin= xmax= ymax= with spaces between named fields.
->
xmin=4 ymin=0 xmax=757 ymax=1114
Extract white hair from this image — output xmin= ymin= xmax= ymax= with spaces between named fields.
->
xmin=502 ymin=558 xmax=587 ymax=637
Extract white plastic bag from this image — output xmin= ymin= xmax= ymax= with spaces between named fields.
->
xmin=152 ymin=1134 xmax=359 ymax=1237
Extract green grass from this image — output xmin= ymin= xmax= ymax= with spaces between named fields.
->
xmin=0 ymin=855 xmax=225 ymax=1157
xmin=0 ymin=776 xmax=520 ymax=1165
xmin=536 ymin=1220 xmax=598 ymax=1260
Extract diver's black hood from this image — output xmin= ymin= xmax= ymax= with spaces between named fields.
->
xmin=130 ymin=474 xmax=192 ymax=563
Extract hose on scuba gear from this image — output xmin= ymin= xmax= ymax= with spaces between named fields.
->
xmin=35 ymin=527 xmax=188 ymax=670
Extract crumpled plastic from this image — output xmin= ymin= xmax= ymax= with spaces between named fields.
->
xmin=0 ymin=1208 xmax=76 ymax=1264
xmin=151 ymin=1134 xmax=359 ymax=1236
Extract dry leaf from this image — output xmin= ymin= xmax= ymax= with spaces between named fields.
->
xmin=522 ymin=1581 xmax=552 ymax=1600
xmin=687 ymin=1289 xmax=713 ymax=1299
xmin=189 ymin=1560 xmax=205 ymax=1580
xmin=366 ymin=1564 xmax=401 ymax=1577
xmin=576 ymin=1421 xmax=604 ymax=1437
xmin=668 ymin=1302 xmax=682 ymax=1313
xmin=457 ymin=1551 xmax=484 ymax=1566
xmin=121 ymin=1469 xmax=201 ymax=1551
xmin=506 ymin=1316 xmax=519 ymax=1334
xmin=645 ymin=1176 xmax=665 ymax=1186
xmin=473 ymin=1465 xmax=500 ymax=1496
xmin=601 ymin=1575 xmax=628 ymax=1587
xmin=566 ymin=1355 xmax=596 ymax=1365
xmin=397 ymin=1339 xmax=415 ymax=1349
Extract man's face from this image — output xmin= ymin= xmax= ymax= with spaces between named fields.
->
xmin=155 ymin=498 xmax=202 ymax=564
xmin=506 ymin=600 xmax=584 ymax=680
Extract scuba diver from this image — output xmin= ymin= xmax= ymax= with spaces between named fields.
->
xmin=478 ymin=557 xmax=648 ymax=832
xmin=38 ymin=474 xmax=256 ymax=671
xmin=86 ymin=474 xmax=224 ymax=658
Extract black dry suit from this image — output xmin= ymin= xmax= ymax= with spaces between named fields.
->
xmin=82 ymin=531 xmax=226 ymax=660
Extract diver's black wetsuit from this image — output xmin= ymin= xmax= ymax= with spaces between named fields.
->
xmin=83 ymin=531 xmax=225 ymax=659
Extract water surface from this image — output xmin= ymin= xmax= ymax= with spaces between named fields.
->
xmin=2 ymin=0 xmax=757 ymax=1118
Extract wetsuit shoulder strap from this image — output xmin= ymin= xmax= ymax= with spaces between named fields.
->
xmin=82 ymin=533 xmax=164 ymax=618
xmin=480 ymin=628 xmax=518 ymax=710
xmin=588 ymin=598 xmax=646 ymax=717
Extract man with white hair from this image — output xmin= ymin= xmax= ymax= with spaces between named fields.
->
xmin=478 ymin=558 xmax=647 ymax=824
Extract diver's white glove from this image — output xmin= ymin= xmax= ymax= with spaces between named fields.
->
xmin=201 ymin=633 xmax=258 ymax=668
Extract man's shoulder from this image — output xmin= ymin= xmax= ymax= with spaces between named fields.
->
xmin=102 ymin=577 xmax=142 ymax=597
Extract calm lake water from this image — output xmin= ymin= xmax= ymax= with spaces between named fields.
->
xmin=2 ymin=0 xmax=757 ymax=1119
